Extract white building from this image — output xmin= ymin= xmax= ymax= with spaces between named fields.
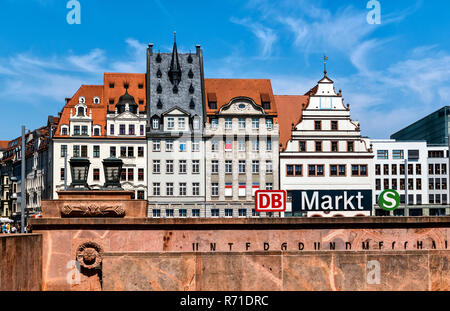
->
xmin=279 ymin=70 xmax=374 ymax=217
xmin=52 ymin=73 xmax=148 ymax=199
xmin=371 ymin=139 xmax=449 ymax=216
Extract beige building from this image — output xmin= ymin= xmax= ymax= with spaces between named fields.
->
xmin=204 ymin=79 xmax=280 ymax=217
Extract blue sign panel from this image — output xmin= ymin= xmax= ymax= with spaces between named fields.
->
xmin=292 ymin=190 xmax=373 ymax=213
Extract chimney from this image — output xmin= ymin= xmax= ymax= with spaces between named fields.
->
xmin=65 ymin=98 xmax=71 ymax=104
xmin=196 ymin=45 xmax=201 ymax=56
xmin=148 ymin=43 xmax=154 ymax=56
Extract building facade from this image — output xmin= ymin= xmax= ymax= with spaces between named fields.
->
xmin=204 ymin=79 xmax=280 ymax=217
xmin=146 ymin=38 xmax=207 ymax=218
xmin=52 ymin=74 xmax=147 ymax=199
xmin=279 ymin=71 xmax=374 ymax=217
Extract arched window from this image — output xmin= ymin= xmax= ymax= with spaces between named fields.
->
xmin=77 ymin=107 xmax=85 ymax=116
xmin=93 ymin=97 xmax=100 ymax=104
xmin=93 ymin=126 xmax=101 ymax=136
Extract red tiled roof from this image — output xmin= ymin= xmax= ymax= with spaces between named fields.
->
xmin=274 ymin=95 xmax=309 ymax=151
xmin=104 ymin=73 xmax=146 ymax=113
xmin=204 ymin=79 xmax=277 ymax=120
xmin=0 ymin=141 xmax=9 ymax=150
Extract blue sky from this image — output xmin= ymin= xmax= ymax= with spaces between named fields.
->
xmin=0 ymin=0 xmax=449 ymax=140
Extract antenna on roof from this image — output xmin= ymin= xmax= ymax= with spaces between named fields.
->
xmin=323 ymin=55 xmax=328 ymax=76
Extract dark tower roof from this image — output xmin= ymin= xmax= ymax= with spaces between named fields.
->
xmin=168 ymin=32 xmax=182 ymax=86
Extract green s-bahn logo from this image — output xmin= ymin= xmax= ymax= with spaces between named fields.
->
xmin=378 ymin=189 xmax=400 ymax=211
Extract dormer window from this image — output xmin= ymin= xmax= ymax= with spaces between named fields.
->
xmin=157 ymin=84 xmax=162 ymax=94
xmin=193 ymin=117 xmax=200 ymax=130
xmin=77 ymin=107 xmax=85 ymax=117
xmin=157 ymin=98 xmax=163 ymax=109
xmin=138 ymin=83 xmax=144 ymax=89
xmin=189 ymin=98 xmax=195 ymax=109
xmin=93 ymin=97 xmax=100 ymax=104
xmin=81 ymin=126 xmax=88 ymax=136
xmin=156 ymin=68 xmax=162 ymax=78
xmin=189 ymin=84 xmax=195 ymax=94
xmin=61 ymin=126 xmax=69 ymax=136
xmin=208 ymin=102 xmax=217 ymax=109
xmin=93 ymin=127 xmax=100 ymax=136
xmin=109 ymin=83 xmax=115 ymax=88
xmin=262 ymin=102 xmax=271 ymax=110
xmin=78 ymin=97 xmax=85 ymax=104
xmin=188 ymin=69 xmax=194 ymax=79
xmin=187 ymin=54 xmax=193 ymax=63
xmin=167 ymin=117 xmax=175 ymax=129
xmin=152 ymin=118 xmax=159 ymax=129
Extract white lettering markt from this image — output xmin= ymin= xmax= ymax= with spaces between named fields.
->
xmin=343 ymin=191 xmax=356 ymax=210
xmin=302 ymin=191 xmax=319 ymax=210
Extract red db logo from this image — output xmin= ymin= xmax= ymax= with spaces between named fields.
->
xmin=255 ymin=190 xmax=286 ymax=212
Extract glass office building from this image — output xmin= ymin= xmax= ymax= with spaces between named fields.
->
xmin=391 ymin=106 xmax=450 ymax=146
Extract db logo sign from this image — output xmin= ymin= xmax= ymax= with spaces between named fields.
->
xmin=255 ymin=190 xmax=286 ymax=212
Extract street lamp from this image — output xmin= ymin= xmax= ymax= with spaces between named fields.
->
xmin=102 ymin=157 xmax=123 ymax=189
xmin=69 ymin=158 xmax=91 ymax=190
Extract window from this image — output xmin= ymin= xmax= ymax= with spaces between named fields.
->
xmin=193 ymin=118 xmax=200 ymax=130
xmin=225 ymin=183 xmax=233 ymax=197
xmin=315 ymin=141 xmax=322 ymax=152
xmin=61 ymin=145 xmax=67 ymax=157
xmin=93 ymin=169 xmax=100 ymax=181
xmin=209 ymin=102 xmax=217 ymax=109
xmin=377 ymin=150 xmax=388 ymax=159
xmin=392 ymin=179 xmax=397 ymax=190
xmin=443 ymin=164 xmax=447 ymax=174
xmin=152 ymin=119 xmax=159 ymax=129
xmin=179 ymin=209 xmax=187 ymax=217
xmin=137 ymin=191 xmax=145 ymax=200
xmin=121 ymin=169 xmax=126 ymax=181
xmin=166 ymin=209 xmax=174 ymax=217
xmin=443 ymin=178 xmax=447 ymax=190
xmin=166 ymin=140 xmax=173 ymax=152
xmin=266 ymin=160 xmax=273 ymax=174
xmin=225 ymin=140 xmax=233 ymax=152
xmin=262 ymin=101 xmax=271 ymax=109
xmin=211 ymin=118 xmax=218 ymax=129
xmin=129 ymin=125 xmax=135 ymax=135
xmin=138 ymin=169 xmax=144 ymax=181
xmin=211 ymin=160 xmax=219 ymax=174
xmin=266 ymin=118 xmax=273 ymax=129
xmin=192 ymin=209 xmax=200 ymax=217
xmin=408 ymin=179 xmax=413 ymax=190
xmin=238 ymin=140 xmax=246 ymax=152
xmin=435 ymin=164 xmax=441 ymax=175
xmin=153 ymin=140 xmax=161 ymax=152
xmin=416 ymin=179 xmax=422 ymax=190
xmin=179 ymin=183 xmax=187 ymax=196
xmin=128 ymin=168 xmax=134 ymax=181
xmin=287 ymin=165 xmax=302 ymax=176
xmin=436 ymin=178 xmax=441 ymax=190
xmin=178 ymin=118 xmax=185 ymax=129
xmin=179 ymin=142 xmax=186 ymax=152
xmin=166 ymin=160 xmax=174 ymax=174
xmin=408 ymin=164 xmax=413 ymax=175
xmin=252 ymin=160 xmax=259 ymax=174
xmin=330 ymin=165 xmax=346 ymax=177
xmin=81 ymin=126 xmax=88 ymax=136
xmin=61 ymin=127 xmax=68 ymax=136
xmin=299 ymin=141 xmax=306 ymax=152
xmin=167 ymin=118 xmax=174 ymax=129
xmin=266 ymin=138 xmax=272 ymax=151
xmin=252 ymin=118 xmax=259 ymax=129
xmin=375 ymin=164 xmax=381 ymax=175
xmin=166 ymin=183 xmax=174 ymax=196
xmin=77 ymin=107 xmax=85 ymax=116
xmin=110 ymin=124 xmax=114 ymax=135
xmin=429 ymin=164 xmax=434 ymax=175
xmin=314 ymin=121 xmax=321 ymax=130
xmin=238 ymin=118 xmax=246 ymax=129
xmin=416 ymin=164 xmax=421 ymax=175
xmin=392 ymin=150 xmax=404 ymax=159
xmin=429 ymin=178 xmax=434 ymax=190
xmin=252 ymin=139 xmax=259 ymax=151
xmin=347 ymin=141 xmax=354 ymax=152
xmin=225 ymin=209 xmax=233 ymax=217
xmin=60 ymin=168 xmax=65 ymax=181
xmin=138 ymin=147 xmax=144 ymax=157
xmin=153 ymin=183 xmax=160 ymax=196
xmin=153 ymin=160 xmax=161 ymax=174
xmin=192 ymin=160 xmax=200 ymax=174
xmin=384 ymin=164 xmax=389 ymax=175
xmin=211 ymin=141 xmax=218 ymax=152
xmin=408 ymin=150 xmax=419 ymax=160
xmin=331 ymin=141 xmax=338 ymax=152
xmin=385 ymin=179 xmax=390 ymax=190
xmin=266 ymin=183 xmax=273 ymax=190
xmin=400 ymin=164 xmax=405 ymax=175
xmin=179 ymin=160 xmax=187 ymax=174
xmin=239 ymin=161 xmax=246 ymax=174
xmin=352 ymin=165 xmax=368 ymax=176
xmin=120 ymin=124 xmax=126 ymax=135
xmin=93 ymin=127 xmax=100 ymax=136
xmin=93 ymin=146 xmax=100 ymax=158
xmin=225 ymin=118 xmax=232 ymax=129
xmin=192 ymin=140 xmax=200 ymax=152
xmin=140 ymin=125 xmax=144 ymax=136
xmin=81 ymin=146 xmax=88 ymax=157
xmin=225 ymin=160 xmax=233 ymax=174
xmin=308 ymin=164 xmax=324 ymax=176
xmin=212 ymin=183 xmax=219 ymax=196
xmin=211 ymin=209 xmax=220 ymax=217
xmin=127 ymin=146 xmax=134 ymax=157
xmin=429 ymin=194 xmax=435 ymax=204
xmin=109 ymin=83 xmax=115 ymax=88
xmin=119 ymin=146 xmax=126 ymax=157
xmin=400 ymin=179 xmax=405 ymax=190
xmin=331 ymin=121 xmax=338 ymax=130
xmin=73 ymin=145 xmax=80 ymax=157
xmin=193 ymin=183 xmax=200 ymax=196
xmin=375 ymin=179 xmax=381 ymax=190
xmin=74 ymin=126 xmax=80 ymax=136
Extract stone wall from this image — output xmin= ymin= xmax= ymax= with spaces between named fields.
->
xmin=0 ymin=234 xmax=42 ymax=291
xmin=30 ymin=217 xmax=450 ymax=291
